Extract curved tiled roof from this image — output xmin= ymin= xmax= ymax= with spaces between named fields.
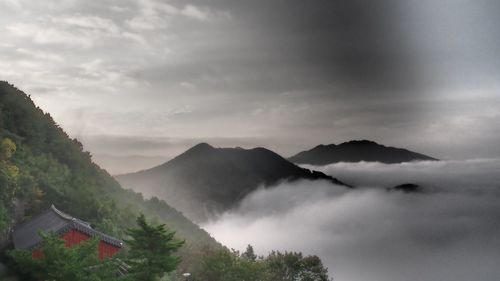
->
xmin=12 ymin=205 xmax=124 ymax=250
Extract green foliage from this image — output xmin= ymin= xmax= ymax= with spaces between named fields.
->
xmin=0 ymin=138 xmax=16 ymax=161
xmin=200 ymin=247 xmax=264 ymax=281
xmin=8 ymin=232 xmax=119 ymax=281
xmin=124 ymin=214 xmax=184 ymax=281
xmin=0 ymin=202 xmax=8 ymax=232
xmin=0 ymin=138 xmax=19 ymax=190
xmin=0 ymin=81 xmax=219 ymax=277
xmin=198 ymin=247 xmax=331 ymax=281
xmin=265 ymin=251 xmax=330 ymax=281
xmin=241 ymin=244 xmax=257 ymax=261
xmin=0 ymin=137 xmax=20 ymax=232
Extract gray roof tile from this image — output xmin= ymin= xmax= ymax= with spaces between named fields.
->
xmin=12 ymin=205 xmax=124 ymax=250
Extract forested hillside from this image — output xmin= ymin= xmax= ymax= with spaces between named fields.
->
xmin=0 ymin=81 xmax=218 ymax=276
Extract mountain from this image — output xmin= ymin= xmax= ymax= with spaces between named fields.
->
xmin=389 ymin=183 xmax=422 ymax=193
xmin=288 ymin=140 xmax=438 ymax=165
xmin=0 ymin=82 xmax=218 ymax=274
xmin=116 ymin=143 xmax=348 ymax=223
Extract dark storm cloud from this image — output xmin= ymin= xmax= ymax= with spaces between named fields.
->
xmin=204 ymin=159 xmax=500 ymax=281
xmin=215 ymin=0 xmax=421 ymax=92
xmin=144 ymin=0 xmax=423 ymax=96
xmin=203 ymin=0 xmax=500 ymax=94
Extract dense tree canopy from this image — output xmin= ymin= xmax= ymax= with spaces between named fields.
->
xmin=199 ymin=246 xmax=331 ymax=281
xmin=265 ymin=251 xmax=330 ymax=281
xmin=0 ymin=138 xmax=19 ymax=233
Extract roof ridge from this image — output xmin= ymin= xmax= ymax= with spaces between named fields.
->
xmin=50 ymin=204 xmax=74 ymax=221
xmin=50 ymin=205 xmax=122 ymax=246
xmin=13 ymin=205 xmax=124 ymax=250
xmin=50 ymin=205 xmax=93 ymax=228
xmin=70 ymin=220 xmax=124 ymax=247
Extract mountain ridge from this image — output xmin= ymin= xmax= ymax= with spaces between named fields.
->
xmin=116 ymin=143 xmax=349 ymax=223
xmin=289 ymin=140 xmax=437 ymax=165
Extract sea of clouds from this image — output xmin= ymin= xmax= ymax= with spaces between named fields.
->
xmin=203 ymin=159 xmax=500 ymax=281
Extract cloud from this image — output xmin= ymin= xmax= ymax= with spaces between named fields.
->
xmin=304 ymin=159 xmax=500 ymax=189
xmin=126 ymin=0 xmax=220 ymax=31
xmin=6 ymin=13 xmax=150 ymax=48
xmin=180 ymin=5 xmax=210 ymax=21
xmin=0 ymin=0 xmax=21 ymax=9
xmin=15 ymin=48 xmax=63 ymax=62
xmin=90 ymin=153 xmax=166 ymax=175
xmin=1 ymin=0 xmax=500 ymax=169
xmin=6 ymin=22 xmax=98 ymax=47
xmin=203 ymin=159 xmax=500 ymax=281
xmin=50 ymin=14 xmax=120 ymax=34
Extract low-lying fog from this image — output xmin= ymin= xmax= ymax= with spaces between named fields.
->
xmin=203 ymin=159 xmax=500 ymax=281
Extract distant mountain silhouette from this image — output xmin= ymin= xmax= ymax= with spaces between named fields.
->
xmin=116 ymin=143 xmax=348 ymax=222
xmin=388 ymin=183 xmax=422 ymax=193
xmin=289 ymin=140 xmax=437 ymax=165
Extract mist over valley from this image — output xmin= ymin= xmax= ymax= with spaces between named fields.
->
xmin=204 ymin=159 xmax=500 ymax=281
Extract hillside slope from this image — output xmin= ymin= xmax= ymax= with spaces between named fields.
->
xmin=0 ymin=81 xmax=218 ymax=274
xmin=289 ymin=140 xmax=437 ymax=165
xmin=116 ymin=143 xmax=348 ymax=223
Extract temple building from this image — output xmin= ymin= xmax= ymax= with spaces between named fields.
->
xmin=12 ymin=205 xmax=123 ymax=260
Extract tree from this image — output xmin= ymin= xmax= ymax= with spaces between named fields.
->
xmin=199 ymin=247 xmax=264 ymax=281
xmin=8 ymin=232 xmax=119 ymax=281
xmin=0 ymin=138 xmax=18 ymax=232
xmin=198 ymin=247 xmax=332 ymax=281
xmin=0 ymin=138 xmax=16 ymax=161
xmin=264 ymin=251 xmax=330 ymax=281
xmin=0 ymin=138 xmax=19 ymax=192
xmin=0 ymin=202 xmax=8 ymax=232
xmin=124 ymin=214 xmax=184 ymax=281
xmin=241 ymin=244 xmax=257 ymax=261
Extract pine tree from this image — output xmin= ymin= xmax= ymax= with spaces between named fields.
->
xmin=124 ymin=214 xmax=184 ymax=281
xmin=241 ymin=244 xmax=257 ymax=261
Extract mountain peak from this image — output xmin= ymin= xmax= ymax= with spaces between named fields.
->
xmin=340 ymin=140 xmax=379 ymax=146
xmin=191 ymin=142 xmax=214 ymax=150
xmin=289 ymin=140 xmax=437 ymax=165
xmin=117 ymin=144 xmax=348 ymax=222
xmin=182 ymin=142 xmax=214 ymax=155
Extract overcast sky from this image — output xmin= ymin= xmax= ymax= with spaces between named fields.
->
xmin=1 ymin=0 xmax=500 ymax=173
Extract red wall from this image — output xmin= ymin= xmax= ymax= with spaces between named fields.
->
xmin=61 ymin=229 xmax=91 ymax=247
xmin=98 ymin=240 xmax=120 ymax=260
xmin=32 ymin=229 xmax=121 ymax=260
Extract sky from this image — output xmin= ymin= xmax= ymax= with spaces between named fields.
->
xmin=204 ymin=159 xmax=500 ymax=281
xmin=1 ymin=0 xmax=500 ymax=173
